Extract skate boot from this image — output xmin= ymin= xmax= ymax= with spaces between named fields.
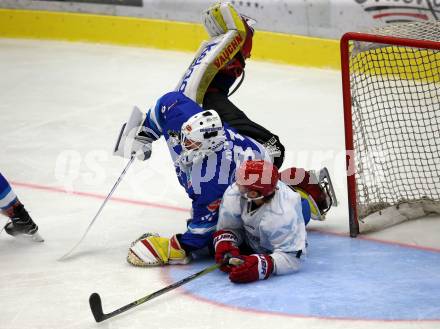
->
xmin=3 ymin=202 xmax=43 ymax=242
xmin=280 ymin=166 xmax=338 ymax=221
xmin=309 ymin=167 xmax=338 ymax=218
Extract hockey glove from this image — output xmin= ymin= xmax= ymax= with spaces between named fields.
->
xmin=229 ymin=254 xmax=274 ymax=283
xmin=213 ymin=230 xmax=240 ymax=273
xmin=113 ymin=106 xmax=156 ymax=161
xmin=127 ymin=233 xmax=190 ymax=266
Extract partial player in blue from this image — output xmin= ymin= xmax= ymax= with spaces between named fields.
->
xmin=0 ymin=173 xmax=43 ymax=241
xmin=113 ymin=91 xmax=270 ymax=266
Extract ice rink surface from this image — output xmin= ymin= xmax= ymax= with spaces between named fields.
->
xmin=0 ymin=39 xmax=439 ymax=329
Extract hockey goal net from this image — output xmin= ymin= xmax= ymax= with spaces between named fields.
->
xmin=340 ymin=22 xmax=440 ymax=237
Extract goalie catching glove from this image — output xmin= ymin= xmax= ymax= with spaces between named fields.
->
xmin=113 ymin=106 xmax=157 ymax=161
xmin=127 ymin=233 xmax=191 ymax=266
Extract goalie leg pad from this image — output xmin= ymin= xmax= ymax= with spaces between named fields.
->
xmin=127 ymin=233 xmax=191 ymax=267
xmin=202 ymin=2 xmax=246 ymax=37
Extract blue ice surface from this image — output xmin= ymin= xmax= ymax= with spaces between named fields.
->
xmin=168 ymin=231 xmax=440 ymax=320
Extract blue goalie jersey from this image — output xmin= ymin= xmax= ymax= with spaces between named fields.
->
xmin=143 ymin=91 xmax=270 ymax=251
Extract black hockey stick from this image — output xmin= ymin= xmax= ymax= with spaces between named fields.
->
xmin=89 ymin=262 xmax=221 ymax=322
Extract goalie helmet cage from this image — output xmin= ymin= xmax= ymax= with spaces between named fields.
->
xmin=340 ymin=22 xmax=440 ymax=237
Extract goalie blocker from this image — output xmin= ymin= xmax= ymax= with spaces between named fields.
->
xmin=113 ymin=106 xmax=158 ymax=161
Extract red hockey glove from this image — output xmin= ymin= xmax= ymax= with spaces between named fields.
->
xmin=229 ymin=254 xmax=274 ymax=283
xmin=213 ymin=230 xmax=240 ymax=273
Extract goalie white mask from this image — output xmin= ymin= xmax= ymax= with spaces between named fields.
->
xmin=179 ymin=110 xmax=226 ymax=165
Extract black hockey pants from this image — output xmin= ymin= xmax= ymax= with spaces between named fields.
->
xmin=203 ymin=92 xmax=285 ymax=169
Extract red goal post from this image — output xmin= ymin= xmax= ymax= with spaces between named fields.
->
xmin=340 ymin=22 xmax=440 ymax=237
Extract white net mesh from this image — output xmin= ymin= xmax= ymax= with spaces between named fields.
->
xmin=347 ymin=21 xmax=440 ymax=228
xmin=368 ymin=21 xmax=440 ymax=42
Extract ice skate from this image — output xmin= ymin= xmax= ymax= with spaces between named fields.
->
xmin=309 ymin=167 xmax=338 ymax=218
xmin=3 ymin=203 xmax=44 ymax=242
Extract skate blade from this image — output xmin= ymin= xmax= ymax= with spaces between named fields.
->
xmin=13 ymin=231 xmax=45 ymax=243
xmin=320 ymin=167 xmax=339 ymax=207
xmin=31 ymin=232 xmax=44 ymax=242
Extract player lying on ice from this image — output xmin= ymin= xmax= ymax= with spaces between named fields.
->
xmin=214 ymin=160 xmax=327 ymax=283
xmin=177 ymin=1 xmax=285 ymax=169
xmin=114 ymin=91 xmax=337 ymax=267
xmin=0 ymin=172 xmax=43 ymax=242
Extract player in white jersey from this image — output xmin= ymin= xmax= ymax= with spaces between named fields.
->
xmin=214 ymin=160 xmax=320 ymax=283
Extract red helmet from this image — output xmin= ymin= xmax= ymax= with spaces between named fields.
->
xmin=236 ymin=160 xmax=279 ymax=197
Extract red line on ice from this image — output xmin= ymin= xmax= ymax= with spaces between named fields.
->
xmin=10 ymin=180 xmax=189 ymax=213
xmin=11 ymin=180 xmax=440 ymax=252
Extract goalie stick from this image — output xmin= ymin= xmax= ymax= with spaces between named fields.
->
xmin=59 ymin=154 xmax=136 ymax=260
xmin=89 ymin=262 xmax=221 ymax=322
